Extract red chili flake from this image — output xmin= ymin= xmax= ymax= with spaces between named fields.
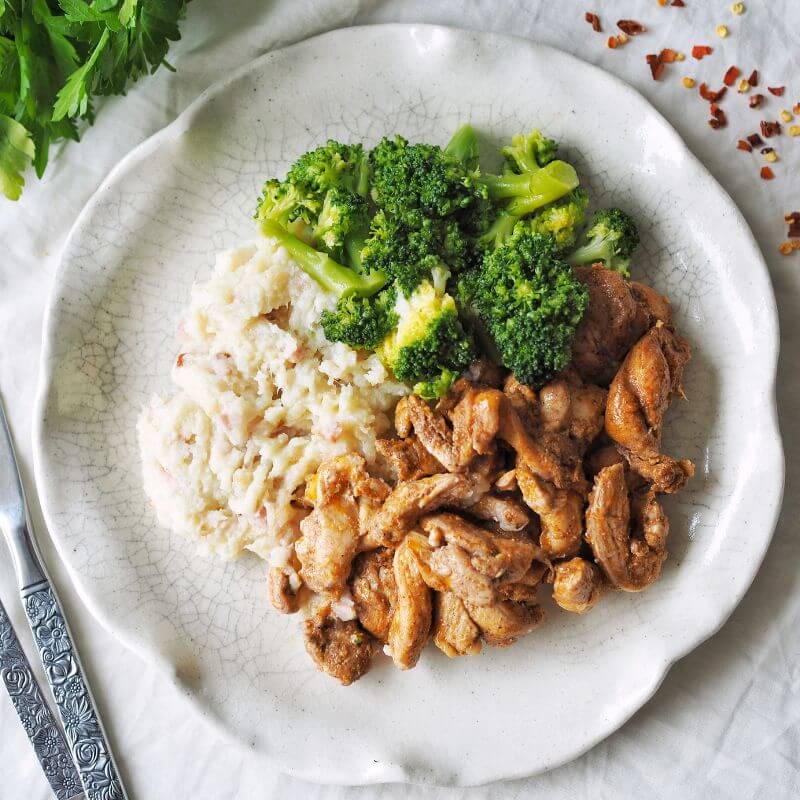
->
xmin=786 ymin=212 xmax=800 ymax=238
xmin=747 ymin=133 xmax=764 ymax=147
xmin=585 ymin=12 xmax=602 ymax=32
xmin=737 ymin=140 xmax=753 ymax=152
xmin=760 ymin=166 xmax=775 ymax=180
xmin=176 ymin=353 xmax=187 ymax=367
xmin=618 ymin=19 xmax=646 ymax=35
xmin=608 ymin=35 xmax=619 ymax=49
xmin=649 ymin=60 xmax=665 ymax=80
xmin=749 ymin=93 xmax=764 ymax=109
xmin=699 ymin=83 xmax=727 ymax=103
xmin=780 ymin=240 xmax=800 ymax=255
xmin=723 ymin=66 xmax=741 ymax=87
xmin=761 ymin=120 xmax=781 ymax=138
xmin=768 ymin=86 xmax=786 ymax=97
xmin=692 ymin=45 xmax=713 ymax=60
xmin=659 ymin=48 xmax=679 ymax=63
xmin=708 ymin=118 xmax=723 ymax=129
xmin=708 ymin=105 xmax=727 ymax=127
xmin=671 ymin=0 xmax=685 ymax=6
xmin=748 ymin=70 xmax=758 ymax=86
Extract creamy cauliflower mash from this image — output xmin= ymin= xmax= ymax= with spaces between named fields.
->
xmin=138 ymin=238 xmax=407 ymax=560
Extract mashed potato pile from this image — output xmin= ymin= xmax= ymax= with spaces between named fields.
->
xmin=138 ymin=238 xmax=407 ymax=560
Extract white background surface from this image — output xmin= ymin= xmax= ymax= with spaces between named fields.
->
xmin=1 ymin=1 xmax=798 ymax=798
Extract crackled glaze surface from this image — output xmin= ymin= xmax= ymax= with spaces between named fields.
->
xmin=33 ymin=26 xmax=782 ymax=786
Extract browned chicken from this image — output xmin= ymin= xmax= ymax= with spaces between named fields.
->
xmin=571 ymin=265 xmax=651 ymax=386
xmin=375 ymin=436 xmax=444 ymax=483
xmin=350 ymin=549 xmax=397 ymax=642
xmin=387 ymin=537 xmax=433 ymax=670
xmin=538 ymin=369 xmax=607 ymax=449
xmin=465 ymin=493 xmax=531 ymax=532
xmin=432 ymin=591 xmax=482 ymax=658
xmin=605 ymin=323 xmax=694 ymax=493
xmin=463 ymin=597 xmax=544 ymax=648
xmin=267 ymin=566 xmax=300 ymax=614
xmin=296 ymin=454 xmax=389 ymax=595
xmin=303 ymin=605 xmax=374 ymax=685
xmin=630 ymin=281 xmax=672 ymax=326
xmin=552 ymin=557 xmax=604 ymax=613
xmin=585 ymin=463 xmax=668 ymax=591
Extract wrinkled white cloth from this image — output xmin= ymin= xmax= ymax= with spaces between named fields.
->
xmin=2 ymin=1 xmax=799 ymax=798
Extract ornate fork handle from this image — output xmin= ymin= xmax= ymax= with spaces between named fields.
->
xmin=22 ymin=585 xmax=126 ymax=800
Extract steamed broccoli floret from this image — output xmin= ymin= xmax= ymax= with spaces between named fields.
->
xmin=567 ymin=208 xmax=639 ymax=275
xmin=413 ymin=369 xmax=458 ymax=401
xmin=287 ymin=140 xmax=370 ymax=197
xmin=478 ymin=160 xmax=580 ymax=218
xmin=261 ymin=220 xmax=386 ymax=297
xmin=502 ymin=129 xmax=559 ymax=173
xmin=254 ymin=178 xmax=318 ymax=227
xmin=444 ymin=124 xmax=480 ymax=171
xmin=320 ymin=288 xmax=398 ymax=349
xmin=524 ymin=189 xmax=589 ymax=251
xmin=311 ymin=188 xmax=371 ymax=254
xmin=369 ymin=135 xmax=489 ymax=229
xmin=376 ymin=270 xmax=474 ymax=388
xmin=457 ymin=228 xmax=589 ymax=385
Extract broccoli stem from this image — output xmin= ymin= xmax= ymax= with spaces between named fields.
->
xmin=444 ymin=124 xmax=480 ymax=170
xmin=566 ymin=239 xmax=607 ymax=267
xmin=477 ymin=210 xmax=520 ymax=249
xmin=261 ymin=220 xmax=386 ymax=297
xmin=479 ymin=160 xmax=579 ymax=217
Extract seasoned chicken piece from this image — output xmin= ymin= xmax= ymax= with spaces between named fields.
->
xmin=303 ymin=605 xmax=374 ymax=685
xmin=267 ymin=566 xmax=300 ymax=614
xmin=552 ymin=557 xmax=604 ymax=613
xmin=464 ymin=357 xmax=506 ymax=388
xmin=466 ymin=493 xmax=531 ymax=532
xmin=516 ymin=463 xmax=585 ymax=559
xmin=630 ymin=281 xmax=672 ymax=326
xmin=572 ymin=265 xmax=651 ymax=386
xmin=367 ymin=472 xmax=488 ymax=548
xmin=494 ymin=469 xmax=518 ymax=492
xmin=605 ymin=323 xmax=694 ymax=493
xmin=375 ymin=436 xmax=444 ymax=483
xmin=585 ymin=463 xmax=668 ymax=591
xmin=464 ymin=597 xmax=544 ymax=648
xmin=350 ymin=549 xmax=397 ymax=642
xmin=394 ymin=388 xmax=501 ymax=472
xmin=538 ymin=371 xmax=607 ymax=450
xmin=585 ymin=443 xmax=648 ymax=493
xmin=498 ymin=561 xmax=548 ymax=604
xmin=387 ymin=537 xmax=432 ymax=670
xmin=296 ymin=454 xmax=389 ymax=595
xmin=432 ymin=591 xmax=482 ymax=658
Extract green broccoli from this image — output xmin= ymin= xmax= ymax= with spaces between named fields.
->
xmin=320 ymin=288 xmax=398 ymax=349
xmin=502 ymin=129 xmax=559 ymax=173
xmin=287 ymin=140 xmax=370 ymax=197
xmin=457 ymin=228 xmax=589 ymax=385
xmin=311 ymin=188 xmax=371 ymax=254
xmin=524 ymin=189 xmax=589 ymax=251
xmin=261 ymin=220 xmax=386 ymax=297
xmin=254 ymin=178 xmax=318 ymax=227
xmin=376 ymin=270 xmax=474 ymax=391
xmin=478 ymin=159 xmax=579 ymax=217
xmin=567 ymin=208 xmax=639 ymax=275
xmin=413 ymin=369 xmax=459 ymax=401
xmin=444 ymin=124 xmax=480 ymax=171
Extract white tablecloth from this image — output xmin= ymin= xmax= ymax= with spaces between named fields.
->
xmin=2 ymin=1 xmax=799 ymax=797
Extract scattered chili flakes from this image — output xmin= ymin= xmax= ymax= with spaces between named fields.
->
xmin=779 ymin=240 xmax=800 ymax=255
xmin=761 ymin=120 xmax=781 ymax=138
xmin=708 ymin=118 xmax=723 ymax=130
xmin=749 ymin=93 xmax=764 ymax=108
xmin=692 ymin=45 xmax=713 ymax=59
xmin=790 ymin=125 xmax=800 ymax=137
xmin=760 ymin=166 xmax=775 ymax=180
xmin=658 ymin=0 xmax=668 ymax=6
xmin=671 ymin=0 xmax=685 ymax=6
xmin=607 ymin=35 xmax=619 ymax=49
xmin=699 ymin=83 xmax=727 ymax=102
xmin=709 ymin=104 xmax=727 ymax=127
xmin=768 ymin=86 xmax=785 ymax=97
xmin=786 ymin=212 xmax=800 ymax=238
xmin=737 ymin=139 xmax=753 ymax=152
xmin=738 ymin=79 xmax=751 ymax=94
xmin=716 ymin=25 xmax=729 ymax=38
xmin=660 ymin=48 xmax=679 ymax=63
xmin=780 ymin=109 xmax=794 ymax=123
xmin=585 ymin=12 xmax=602 ymax=32
xmin=723 ymin=69 xmax=742 ymax=90
xmin=747 ymin=132 xmax=764 ymax=147
xmin=793 ymin=103 xmax=800 ymax=115
xmin=748 ymin=70 xmax=758 ymax=86
xmin=618 ymin=19 xmax=646 ymax=35
xmin=683 ymin=76 xmax=696 ymax=89
xmin=646 ymin=53 xmax=665 ymax=80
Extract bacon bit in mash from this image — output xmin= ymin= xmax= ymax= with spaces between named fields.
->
xmin=779 ymin=240 xmax=800 ymax=255
xmin=760 ymin=120 xmax=781 ymax=138
xmin=748 ymin=70 xmax=759 ymax=86
xmin=618 ymin=19 xmax=646 ymax=35
xmin=585 ymin=12 xmax=602 ymax=32
xmin=692 ymin=45 xmax=713 ymax=59
xmin=768 ymin=86 xmax=785 ymax=97
xmin=737 ymin=140 xmax=753 ymax=152
xmin=760 ymin=166 xmax=775 ymax=180
xmin=749 ymin=93 xmax=764 ymax=108
xmin=723 ymin=66 xmax=740 ymax=86
xmin=746 ymin=132 xmax=764 ymax=148
xmin=699 ymin=83 xmax=727 ymax=102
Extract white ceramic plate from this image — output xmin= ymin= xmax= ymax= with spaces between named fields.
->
xmin=34 ymin=25 xmax=783 ymax=786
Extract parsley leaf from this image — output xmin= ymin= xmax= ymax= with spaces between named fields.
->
xmin=0 ymin=113 xmax=35 ymax=200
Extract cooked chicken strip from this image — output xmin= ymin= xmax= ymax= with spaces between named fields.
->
xmin=605 ymin=323 xmax=694 ymax=493
xmin=630 ymin=281 xmax=672 ymax=326
xmin=498 ymin=561 xmax=548 ymax=604
xmin=465 ymin=493 xmax=531 ymax=532
xmin=350 ymin=549 xmax=397 ymax=642
xmin=375 ymin=436 xmax=444 ymax=483
xmin=267 ymin=566 xmax=300 ymax=614
xmin=585 ymin=463 xmax=668 ymax=591
xmin=552 ymin=557 xmax=604 ymax=613
xmin=516 ymin=463 xmax=585 ymax=559
xmin=433 ymin=591 xmax=482 ymax=658
xmin=303 ymin=605 xmax=374 ymax=685
xmin=297 ymin=454 xmax=389 ymax=595
xmin=464 ymin=597 xmax=544 ymax=648
xmin=387 ymin=537 xmax=433 ymax=670
xmin=538 ymin=371 xmax=607 ymax=449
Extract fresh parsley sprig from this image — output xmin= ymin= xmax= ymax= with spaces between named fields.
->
xmin=0 ymin=0 xmax=189 ymax=200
